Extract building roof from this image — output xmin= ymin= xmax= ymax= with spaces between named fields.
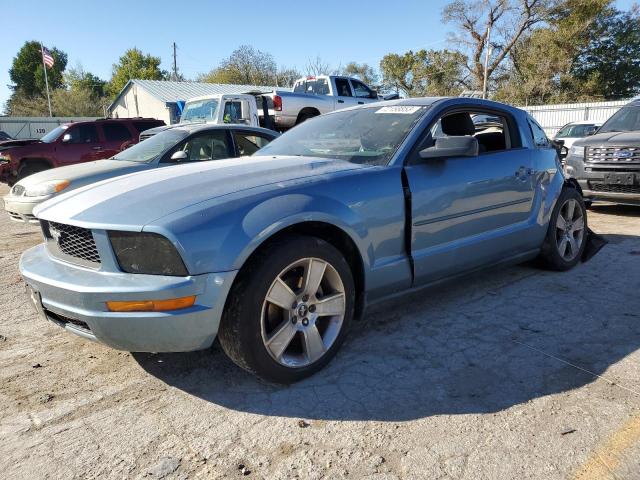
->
xmin=108 ymin=79 xmax=287 ymax=113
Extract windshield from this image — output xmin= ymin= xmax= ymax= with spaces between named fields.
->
xmin=112 ymin=129 xmax=190 ymax=163
xmin=181 ymin=99 xmax=219 ymax=122
xmin=40 ymin=125 xmax=68 ymax=143
xmin=599 ymin=106 xmax=640 ymax=133
xmin=555 ymin=124 xmax=597 ymax=138
xmin=257 ymin=105 xmax=426 ymax=166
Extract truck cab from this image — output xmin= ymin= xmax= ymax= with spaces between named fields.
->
xmin=180 ymin=94 xmax=259 ymax=126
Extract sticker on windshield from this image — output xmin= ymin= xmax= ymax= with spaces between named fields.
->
xmin=375 ymin=106 xmax=421 ymax=114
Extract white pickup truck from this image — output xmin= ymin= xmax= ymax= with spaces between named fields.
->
xmin=140 ymin=93 xmax=272 ymax=140
xmin=260 ymin=75 xmax=383 ymax=129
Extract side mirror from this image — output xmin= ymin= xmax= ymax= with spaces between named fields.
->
xmin=170 ymin=150 xmax=188 ymax=161
xmin=419 ymin=136 xmax=479 ymax=160
xmin=62 ymin=133 xmax=72 ymax=143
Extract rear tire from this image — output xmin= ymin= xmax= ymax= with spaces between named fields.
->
xmin=538 ymin=187 xmax=588 ymax=271
xmin=296 ymin=112 xmax=317 ymax=125
xmin=17 ymin=162 xmax=50 ymax=181
xmin=218 ymin=235 xmax=355 ymax=383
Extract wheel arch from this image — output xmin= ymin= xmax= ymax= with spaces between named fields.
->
xmin=229 ymin=218 xmax=368 ymax=320
xmin=296 ymin=108 xmax=320 ymax=123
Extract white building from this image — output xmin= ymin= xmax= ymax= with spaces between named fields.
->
xmin=108 ymin=79 xmax=281 ymax=124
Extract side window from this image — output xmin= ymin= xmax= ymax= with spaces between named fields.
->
xmin=334 ymin=78 xmax=352 ymax=97
xmin=223 ymin=101 xmax=243 ymax=123
xmin=103 ymin=123 xmax=132 ymax=142
xmin=351 ymin=80 xmax=375 ymax=99
xmin=66 ymin=124 xmax=99 ymax=144
xmin=528 ymin=117 xmax=551 ymax=148
xmin=167 ymin=131 xmax=231 ymax=162
xmin=234 ymin=132 xmax=272 ymax=156
xmin=427 ymin=109 xmax=515 ymax=154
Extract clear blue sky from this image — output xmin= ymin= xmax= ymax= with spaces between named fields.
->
xmin=2 ymin=0 xmax=637 ymax=109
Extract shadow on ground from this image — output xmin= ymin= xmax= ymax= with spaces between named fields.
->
xmin=134 ymin=233 xmax=640 ymax=421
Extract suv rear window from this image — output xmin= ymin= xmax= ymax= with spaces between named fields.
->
xmin=132 ymin=121 xmax=163 ymax=133
xmin=103 ymin=123 xmax=132 ymax=142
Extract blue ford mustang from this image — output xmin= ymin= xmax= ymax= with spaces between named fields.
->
xmin=20 ymin=98 xmax=589 ymax=383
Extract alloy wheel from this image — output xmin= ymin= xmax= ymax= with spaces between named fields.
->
xmin=555 ymin=198 xmax=585 ymax=261
xmin=261 ymin=257 xmax=346 ymax=368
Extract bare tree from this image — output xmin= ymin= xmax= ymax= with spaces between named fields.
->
xmin=305 ymin=56 xmax=332 ymax=76
xmin=442 ymin=0 xmax=550 ymax=91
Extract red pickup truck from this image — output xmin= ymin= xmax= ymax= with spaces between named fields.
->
xmin=0 ymin=118 xmax=164 ymax=185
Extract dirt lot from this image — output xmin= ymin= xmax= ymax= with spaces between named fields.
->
xmin=0 ymin=183 xmax=639 ymax=480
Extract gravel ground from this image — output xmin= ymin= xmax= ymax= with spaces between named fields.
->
xmin=0 ymin=183 xmax=639 ymax=480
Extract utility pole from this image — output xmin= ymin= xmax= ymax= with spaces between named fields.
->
xmin=172 ymin=42 xmax=178 ymax=81
xmin=482 ymin=24 xmax=492 ymax=100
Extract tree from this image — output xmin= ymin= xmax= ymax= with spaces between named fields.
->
xmin=571 ymin=6 xmax=640 ymax=99
xmin=493 ymin=0 xmax=614 ymax=104
xmin=380 ymin=49 xmax=467 ymax=96
xmin=199 ymin=45 xmax=277 ymax=85
xmin=108 ymin=48 xmax=165 ymax=97
xmin=66 ymin=65 xmax=107 ymax=98
xmin=8 ymin=41 xmax=67 ymax=97
xmin=442 ymin=0 xmax=550 ymax=91
xmin=305 ymin=56 xmax=333 ymax=76
xmin=342 ymin=62 xmax=379 ymax=86
xmin=275 ymin=67 xmax=302 ymax=87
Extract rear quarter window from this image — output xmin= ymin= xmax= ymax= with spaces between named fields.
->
xmin=528 ymin=116 xmax=551 ymax=148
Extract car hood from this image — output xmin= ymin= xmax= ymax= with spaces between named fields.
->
xmin=575 ymin=131 xmax=640 ymax=147
xmin=34 ymin=155 xmax=367 ymax=230
xmin=14 ymin=159 xmax=147 ymax=191
xmin=0 ymin=138 xmax=40 ymax=152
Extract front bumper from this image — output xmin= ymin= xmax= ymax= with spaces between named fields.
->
xmin=20 ymin=243 xmax=238 ymax=352
xmin=3 ymin=194 xmax=50 ymax=223
xmin=565 ymin=155 xmax=640 ymax=205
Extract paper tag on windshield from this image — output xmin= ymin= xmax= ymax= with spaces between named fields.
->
xmin=375 ymin=106 xmax=421 ymax=114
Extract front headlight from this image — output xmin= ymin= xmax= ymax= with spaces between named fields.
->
xmin=108 ymin=231 xmax=188 ymax=276
xmin=24 ymin=180 xmax=71 ymax=197
xmin=568 ymin=146 xmax=585 ymax=158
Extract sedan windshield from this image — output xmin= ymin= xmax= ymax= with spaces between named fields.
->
xmin=599 ymin=106 xmax=640 ymax=133
xmin=257 ymin=105 xmax=427 ymax=166
xmin=112 ymin=129 xmax=190 ymax=163
xmin=40 ymin=125 xmax=68 ymax=143
xmin=181 ymin=99 xmax=219 ymax=122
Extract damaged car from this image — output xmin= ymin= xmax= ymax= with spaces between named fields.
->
xmin=20 ymin=98 xmax=596 ymax=383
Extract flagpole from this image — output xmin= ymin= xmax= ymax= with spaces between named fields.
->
xmin=40 ymin=42 xmax=53 ymax=117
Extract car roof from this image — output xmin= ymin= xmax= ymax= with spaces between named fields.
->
xmin=165 ymin=123 xmax=278 ymax=136
xmin=60 ymin=118 xmax=161 ymax=127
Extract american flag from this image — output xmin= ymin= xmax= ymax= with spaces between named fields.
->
xmin=42 ymin=46 xmax=54 ymax=68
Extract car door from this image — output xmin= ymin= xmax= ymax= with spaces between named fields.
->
xmin=232 ymin=131 xmax=274 ymax=156
xmin=57 ymin=123 xmax=103 ymax=166
xmin=333 ymin=77 xmax=358 ymax=110
xmin=161 ymin=130 xmax=234 ymax=164
xmin=404 ymin=107 xmax=536 ymax=285
xmin=101 ymin=122 xmax=135 ymax=158
xmin=350 ymin=79 xmax=378 ymax=106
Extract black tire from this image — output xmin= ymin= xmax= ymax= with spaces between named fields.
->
xmin=538 ymin=187 xmax=588 ymax=271
xmin=584 ymin=199 xmax=593 ymax=209
xmin=218 ymin=235 xmax=355 ymax=383
xmin=17 ymin=162 xmax=50 ymax=181
xmin=296 ymin=111 xmax=317 ymax=125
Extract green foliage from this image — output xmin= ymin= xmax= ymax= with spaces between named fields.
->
xmin=380 ymin=49 xmax=467 ymax=97
xmin=572 ymin=6 xmax=640 ymax=99
xmin=9 ymin=41 xmax=67 ymax=97
xmin=342 ymin=62 xmax=379 ymax=87
xmin=66 ymin=66 xmax=107 ymax=98
xmin=199 ymin=45 xmax=277 ymax=85
xmin=108 ymin=48 xmax=165 ymax=97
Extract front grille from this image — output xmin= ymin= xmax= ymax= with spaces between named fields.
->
xmin=586 ymin=146 xmax=640 ymax=164
xmin=590 ymin=183 xmax=640 ymax=194
xmin=11 ymin=184 xmax=25 ymax=196
xmin=44 ymin=221 xmax=101 ymax=265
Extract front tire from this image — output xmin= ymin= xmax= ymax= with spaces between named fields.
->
xmin=17 ymin=162 xmax=50 ymax=181
xmin=538 ymin=187 xmax=588 ymax=271
xmin=218 ymin=235 xmax=355 ymax=383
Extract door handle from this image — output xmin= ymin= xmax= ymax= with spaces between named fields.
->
xmin=515 ymin=166 xmax=533 ymax=178
xmin=337 ymin=100 xmax=344 ymax=104
xmin=358 ymin=101 xmax=364 ymax=104
xmin=92 ymin=146 xmax=103 ymax=151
